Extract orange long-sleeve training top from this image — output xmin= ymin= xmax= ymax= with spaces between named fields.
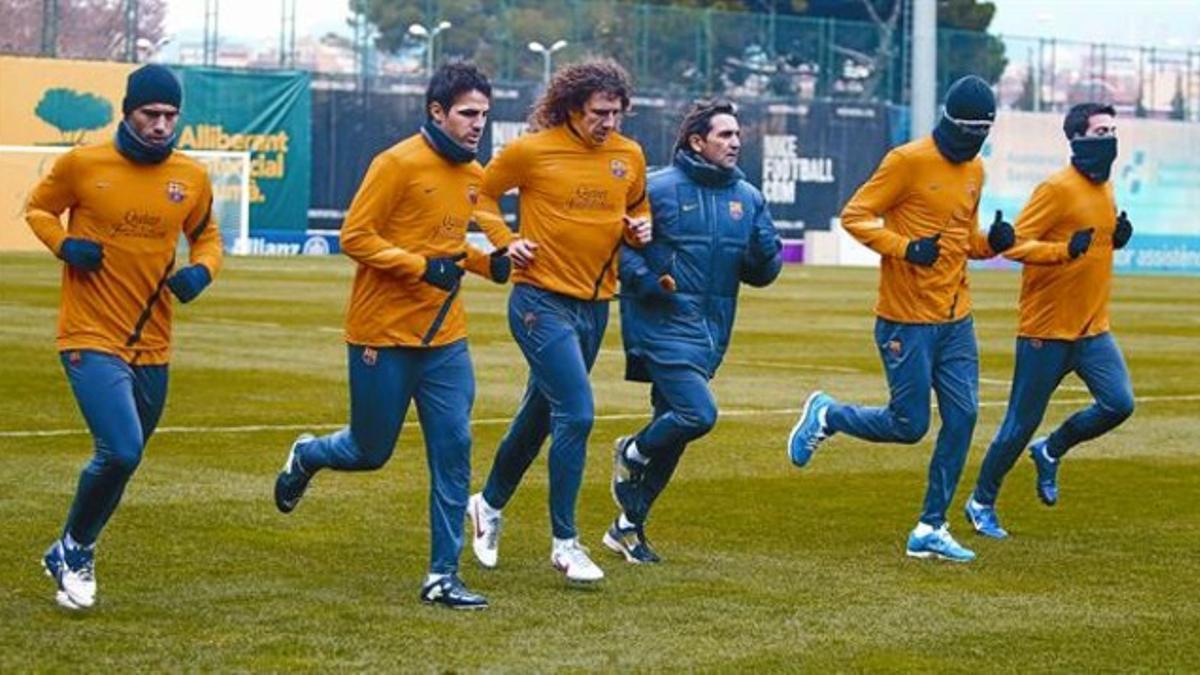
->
xmin=340 ymin=133 xmax=503 ymax=347
xmin=840 ymin=136 xmax=995 ymax=324
xmin=475 ymin=124 xmax=650 ymax=301
xmin=25 ymin=142 xmax=222 ymax=365
xmin=1003 ymin=165 xmax=1118 ymax=340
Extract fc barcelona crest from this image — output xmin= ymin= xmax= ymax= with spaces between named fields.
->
xmin=467 ymin=184 xmax=479 ymax=205
xmin=610 ymin=159 xmax=628 ymax=179
xmin=166 ymin=181 xmax=186 ymax=203
xmin=729 ymin=200 xmax=744 ymax=220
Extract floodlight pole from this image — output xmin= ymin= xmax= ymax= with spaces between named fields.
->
xmin=528 ymin=39 xmax=568 ymax=86
xmin=409 ymin=21 xmax=452 ymax=76
xmin=911 ymin=0 xmax=937 ymax=137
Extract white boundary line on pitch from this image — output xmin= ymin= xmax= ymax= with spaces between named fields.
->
xmin=2 ymin=393 xmax=1197 ymax=439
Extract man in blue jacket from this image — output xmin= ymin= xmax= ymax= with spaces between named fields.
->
xmin=606 ymin=99 xmax=782 ymax=563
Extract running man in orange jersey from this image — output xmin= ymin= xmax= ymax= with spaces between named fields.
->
xmin=965 ymin=103 xmax=1134 ymax=539
xmin=787 ymin=75 xmax=1015 ymax=563
xmin=466 ymin=59 xmax=653 ymax=584
xmin=27 ymin=65 xmax=222 ymax=610
xmin=273 ymin=62 xmax=512 ymax=610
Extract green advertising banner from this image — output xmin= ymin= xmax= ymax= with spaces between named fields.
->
xmin=176 ymin=67 xmax=311 ymax=234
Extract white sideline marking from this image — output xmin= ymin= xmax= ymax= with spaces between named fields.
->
xmin=725 ymin=358 xmax=861 ymax=373
xmin=979 ymin=376 xmax=1089 ymax=392
xmin=2 ymin=394 xmax=1197 ymax=439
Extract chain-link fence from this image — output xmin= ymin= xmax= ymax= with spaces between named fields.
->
xmin=3 ymin=0 xmax=1197 ymax=119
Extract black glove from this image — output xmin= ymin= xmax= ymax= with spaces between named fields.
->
xmin=488 ymin=249 xmax=511 ymax=284
xmin=59 ymin=238 xmax=104 ymax=271
xmin=1113 ymin=210 xmax=1132 ymax=250
xmin=987 ymin=209 xmax=1015 ymax=253
xmin=904 ymin=233 xmax=941 ymax=267
xmin=421 ymin=253 xmax=466 ymax=291
xmin=1068 ymin=228 xmax=1094 ymax=259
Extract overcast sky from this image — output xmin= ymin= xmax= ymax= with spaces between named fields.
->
xmin=164 ymin=0 xmax=1200 ymax=50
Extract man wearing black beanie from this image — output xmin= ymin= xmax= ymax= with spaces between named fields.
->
xmin=787 ymin=75 xmax=1013 ymax=563
xmin=966 ymin=102 xmax=1134 ymax=539
xmin=25 ymin=63 xmax=222 ymax=610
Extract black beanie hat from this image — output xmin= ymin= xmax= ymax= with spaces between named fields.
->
xmin=122 ymin=64 xmax=182 ymax=116
xmin=944 ymin=75 xmax=995 ymax=122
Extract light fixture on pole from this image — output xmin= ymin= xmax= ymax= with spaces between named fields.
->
xmin=409 ymin=20 xmax=452 ymax=76
xmin=528 ymin=39 xmax=568 ymax=85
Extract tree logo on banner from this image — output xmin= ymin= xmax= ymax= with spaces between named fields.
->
xmin=34 ymin=88 xmax=113 ymax=145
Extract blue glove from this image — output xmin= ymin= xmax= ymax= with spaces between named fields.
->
xmin=1113 ymin=210 xmax=1132 ymax=250
xmin=59 ymin=238 xmax=104 ymax=272
xmin=1068 ymin=228 xmax=1094 ymax=259
xmin=749 ymin=225 xmax=782 ymax=262
xmin=987 ymin=210 xmax=1015 ymax=253
xmin=640 ymin=242 xmax=676 ymax=292
xmin=489 ymin=249 xmax=511 ymax=284
xmin=166 ymin=264 xmax=212 ymax=303
xmin=630 ymin=270 xmax=673 ymax=301
xmin=905 ymin=233 xmax=941 ymax=266
xmin=422 ymin=253 xmax=466 ymax=291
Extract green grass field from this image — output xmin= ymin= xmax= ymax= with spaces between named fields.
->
xmin=2 ymin=252 xmax=1198 ymax=671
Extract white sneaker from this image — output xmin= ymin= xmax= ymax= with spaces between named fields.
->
xmin=42 ymin=539 xmax=96 ymax=610
xmin=467 ymin=493 xmax=502 ymax=568
xmin=550 ymin=538 xmax=604 ymax=583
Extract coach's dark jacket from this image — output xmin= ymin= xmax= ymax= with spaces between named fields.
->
xmin=619 ymin=149 xmax=782 ymax=382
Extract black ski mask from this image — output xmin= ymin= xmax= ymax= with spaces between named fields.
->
xmin=933 ymin=113 xmax=990 ymax=163
xmin=1070 ymin=135 xmax=1118 ymax=183
xmin=932 ymin=75 xmax=996 ymax=163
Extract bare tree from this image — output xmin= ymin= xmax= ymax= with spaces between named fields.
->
xmin=831 ymin=0 xmax=903 ymax=101
xmin=0 ymin=0 xmax=166 ymax=61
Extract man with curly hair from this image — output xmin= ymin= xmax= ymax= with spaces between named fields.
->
xmin=466 ymin=58 xmax=653 ymax=584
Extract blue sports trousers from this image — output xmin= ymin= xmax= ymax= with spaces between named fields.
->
xmin=60 ymin=350 xmax=169 ymax=546
xmin=626 ymin=362 xmax=718 ymax=524
xmin=825 ymin=316 xmax=979 ymax=528
xmin=481 ymin=283 xmax=609 ymax=540
xmin=973 ymin=331 xmax=1134 ymax=505
xmin=297 ymin=340 xmax=474 ymax=575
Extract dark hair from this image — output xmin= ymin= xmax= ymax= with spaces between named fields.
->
xmin=674 ymin=99 xmax=738 ymax=153
xmin=528 ymin=58 xmax=632 ymax=131
xmin=1063 ymin=102 xmax=1116 ymax=139
xmin=426 ymin=60 xmax=491 ymax=119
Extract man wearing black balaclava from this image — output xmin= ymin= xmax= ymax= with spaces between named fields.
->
xmin=787 ymin=75 xmax=1014 ymax=564
xmin=966 ymin=103 xmax=1134 ymax=540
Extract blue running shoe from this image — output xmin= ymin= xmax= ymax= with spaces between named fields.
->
xmin=1029 ymin=437 xmax=1059 ymax=506
xmin=611 ymin=436 xmax=644 ymax=515
xmin=788 ymin=391 xmax=834 ymax=467
xmin=906 ymin=525 xmax=976 ymax=562
xmin=275 ymin=433 xmax=315 ymax=513
xmin=964 ymin=497 xmax=1009 ymax=539
xmin=42 ymin=539 xmax=96 ymax=609
xmin=419 ymin=574 xmax=488 ymax=610
xmin=602 ymin=518 xmax=661 ymax=564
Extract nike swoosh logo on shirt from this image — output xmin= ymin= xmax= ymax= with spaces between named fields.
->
xmin=681 ymin=203 xmax=698 ymax=212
